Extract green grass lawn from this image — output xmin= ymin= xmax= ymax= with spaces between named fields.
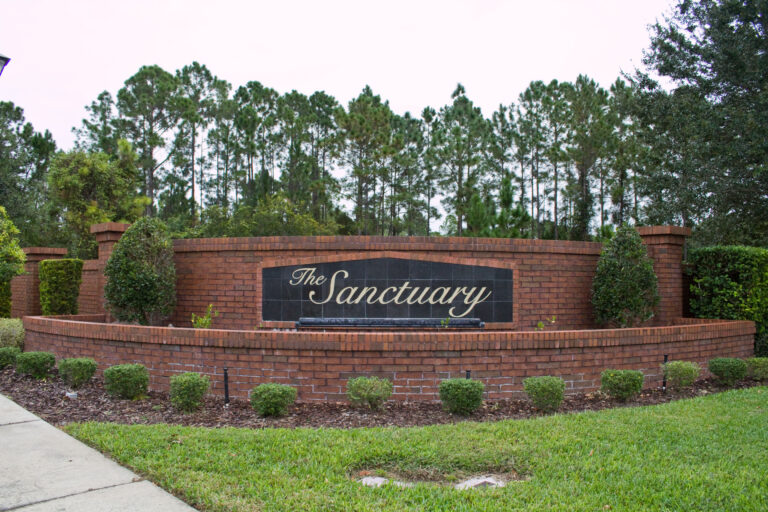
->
xmin=65 ymin=388 xmax=768 ymax=511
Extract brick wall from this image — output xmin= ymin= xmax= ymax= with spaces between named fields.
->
xmin=10 ymin=248 xmax=67 ymax=318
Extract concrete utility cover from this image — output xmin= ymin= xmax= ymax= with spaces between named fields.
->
xmin=455 ymin=476 xmax=506 ymax=490
xmin=359 ymin=476 xmax=413 ymax=488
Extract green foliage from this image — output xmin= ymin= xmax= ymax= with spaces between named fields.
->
xmin=438 ymin=378 xmax=485 ymax=415
xmin=746 ymin=358 xmax=768 ymax=381
xmin=103 ymin=364 xmax=149 ymax=399
xmin=104 ymin=217 xmax=176 ymax=326
xmin=523 ymin=376 xmax=565 ymax=413
xmin=662 ymin=361 xmax=700 ymax=391
xmin=600 ymin=369 xmax=644 ymax=401
xmin=0 ymin=346 xmax=20 ymax=369
xmin=39 ymin=259 xmax=83 ymax=315
xmin=250 ymin=383 xmax=297 ymax=417
xmin=0 ymin=318 xmax=24 ymax=349
xmin=0 ymin=206 xmax=26 ymax=318
xmin=15 ymin=351 xmax=56 ymax=379
xmin=707 ymin=358 xmax=747 ymax=387
xmin=191 ymin=304 xmax=218 ymax=329
xmin=688 ymin=246 xmax=768 ymax=356
xmin=169 ymin=372 xmax=210 ymax=412
xmin=58 ymin=357 xmax=97 ymax=389
xmin=592 ymin=225 xmax=659 ymax=327
xmin=346 ymin=376 xmax=393 ymax=411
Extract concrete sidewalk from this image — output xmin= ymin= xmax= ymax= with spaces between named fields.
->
xmin=0 ymin=394 xmax=196 ymax=511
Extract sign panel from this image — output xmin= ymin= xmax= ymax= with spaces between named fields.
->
xmin=262 ymin=258 xmax=513 ymax=322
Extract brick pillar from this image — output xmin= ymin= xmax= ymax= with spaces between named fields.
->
xmin=10 ymin=247 xmax=68 ymax=318
xmin=637 ymin=226 xmax=692 ymax=325
xmin=90 ymin=223 xmax=130 ymax=316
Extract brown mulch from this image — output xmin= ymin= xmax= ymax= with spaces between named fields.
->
xmin=0 ymin=367 xmax=760 ymax=430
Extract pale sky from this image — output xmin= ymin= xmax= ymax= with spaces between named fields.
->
xmin=1 ymin=0 xmax=673 ymax=150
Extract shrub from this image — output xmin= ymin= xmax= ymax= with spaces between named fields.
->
xmin=0 ymin=346 xmax=20 ymax=369
xmin=708 ymin=358 xmax=747 ymax=386
xmin=104 ymin=218 xmax=176 ymax=326
xmin=170 ymin=372 xmax=210 ymax=412
xmin=746 ymin=357 xmax=768 ymax=381
xmin=16 ymin=351 xmax=56 ymax=379
xmin=592 ymin=225 xmax=659 ymax=327
xmin=439 ymin=378 xmax=485 ymax=415
xmin=601 ymin=369 xmax=644 ymax=401
xmin=191 ymin=304 xmax=218 ymax=329
xmin=0 ymin=318 xmax=24 ymax=350
xmin=250 ymin=383 xmax=297 ymax=417
xmin=662 ymin=361 xmax=700 ymax=391
xmin=39 ymin=259 xmax=83 ymax=315
xmin=104 ymin=364 xmax=149 ymax=399
xmin=58 ymin=357 xmax=97 ymax=389
xmin=0 ymin=206 xmax=26 ymax=318
xmin=688 ymin=246 xmax=768 ymax=356
xmin=346 ymin=376 xmax=393 ymax=410
xmin=523 ymin=376 xmax=565 ymax=413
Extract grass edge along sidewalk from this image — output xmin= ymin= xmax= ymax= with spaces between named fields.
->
xmin=65 ymin=387 xmax=768 ymax=512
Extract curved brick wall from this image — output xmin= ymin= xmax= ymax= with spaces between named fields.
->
xmin=23 ymin=315 xmax=755 ymax=402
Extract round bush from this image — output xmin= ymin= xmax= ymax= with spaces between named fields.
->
xmin=0 ymin=318 xmax=24 ymax=350
xmin=0 ymin=346 xmax=20 ymax=369
xmin=250 ymin=383 xmax=297 ymax=417
xmin=708 ymin=358 xmax=747 ymax=386
xmin=346 ymin=376 xmax=393 ymax=410
xmin=600 ymin=369 xmax=644 ymax=401
xmin=746 ymin=357 xmax=768 ymax=381
xmin=439 ymin=378 xmax=485 ymax=416
xmin=58 ymin=357 xmax=97 ymax=389
xmin=662 ymin=360 xmax=700 ymax=391
xmin=592 ymin=226 xmax=659 ymax=327
xmin=16 ymin=351 xmax=56 ymax=379
xmin=39 ymin=259 xmax=83 ymax=315
xmin=523 ymin=376 xmax=565 ymax=413
xmin=104 ymin=218 xmax=176 ymax=326
xmin=170 ymin=372 xmax=210 ymax=412
xmin=104 ymin=363 xmax=149 ymax=399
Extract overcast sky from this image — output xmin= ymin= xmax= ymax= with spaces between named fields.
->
xmin=1 ymin=0 xmax=673 ymax=150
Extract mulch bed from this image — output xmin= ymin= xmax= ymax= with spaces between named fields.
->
xmin=0 ymin=367 xmax=760 ymax=430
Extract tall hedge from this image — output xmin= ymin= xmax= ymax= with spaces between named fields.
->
xmin=104 ymin=218 xmax=176 ymax=325
xmin=39 ymin=259 xmax=83 ymax=315
xmin=0 ymin=206 xmax=26 ymax=318
xmin=592 ymin=225 xmax=659 ymax=327
xmin=688 ymin=246 xmax=768 ymax=356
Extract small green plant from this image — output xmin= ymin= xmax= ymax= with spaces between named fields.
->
xmin=0 ymin=318 xmax=24 ymax=350
xmin=600 ymin=369 xmax=644 ymax=401
xmin=662 ymin=360 xmax=700 ymax=391
xmin=58 ymin=357 xmax=97 ymax=388
xmin=523 ymin=376 xmax=565 ymax=413
xmin=346 ymin=376 xmax=393 ymax=410
xmin=746 ymin=357 xmax=768 ymax=381
xmin=170 ymin=372 xmax=210 ymax=412
xmin=39 ymin=259 xmax=84 ymax=315
xmin=440 ymin=317 xmax=451 ymax=328
xmin=439 ymin=378 xmax=485 ymax=415
xmin=251 ymin=383 xmax=297 ymax=417
xmin=104 ymin=363 xmax=149 ymax=399
xmin=191 ymin=304 xmax=219 ymax=329
xmin=0 ymin=346 xmax=20 ymax=369
xmin=535 ymin=316 xmax=557 ymax=331
xmin=15 ymin=351 xmax=56 ymax=379
xmin=708 ymin=358 xmax=747 ymax=386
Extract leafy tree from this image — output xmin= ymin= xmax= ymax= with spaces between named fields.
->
xmin=0 ymin=206 xmax=26 ymax=318
xmin=72 ymin=91 xmax=120 ymax=155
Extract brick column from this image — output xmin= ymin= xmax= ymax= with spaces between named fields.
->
xmin=637 ymin=226 xmax=692 ymax=325
xmin=10 ymin=247 xmax=68 ymax=318
xmin=89 ymin=223 xmax=130 ymax=317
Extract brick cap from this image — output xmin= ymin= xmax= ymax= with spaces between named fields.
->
xmin=22 ymin=247 xmax=68 ymax=256
xmin=636 ymin=226 xmax=692 ymax=237
xmin=90 ymin=222 xmax=130 ymax=234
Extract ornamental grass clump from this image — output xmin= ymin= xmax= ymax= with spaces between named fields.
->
xmin=346 ymin=376 xmax=393 ymax=410
xmin=600 ymin=369 xmax=644 ymax=401
xmin=439 ymin=378 xmax=485 ymax=416
xmin=250 ymin=383 xmax=297 ymax=417
xmin=104 ymin=363 xmax=149 ymax=399
xmin=523 ymin=376 xmax=565 ymax=413
xmin=0 ymin=318 xmax=24 ymax=350
xmin=39 ymin=259 xmax=83 ymax=315
xmin=662 ymin=360 xmax=700 ymax=391
xmin=708 ymin=358 xmax=747 ymax=386
xmin=170 ymin=372 xmax=210 ymax=412
xmin=16 ymin=351 xmax=56 ymax=379
xmin=58 ymin=357 xmax=97 ymax=389
xmin=0 ymin=346 xmax=20 ymax=369
xmin=746 ymin=357 xmax=768 ymax=381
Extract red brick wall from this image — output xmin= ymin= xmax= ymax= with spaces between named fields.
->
xmin=10 ymin=248 xmax=67 ymax=318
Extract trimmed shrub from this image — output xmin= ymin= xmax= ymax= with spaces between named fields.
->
xmin=601 ymin=369 xmax=644 ymax=401
xmin=708 ymin=358 xmax=747 ymax=386
xmin=39 ymin=259 xmax=83 ymax=315
xmin=688 ymin=246 xmax=768 ymax=356
xmin=170 ymin=372 xmax=210 ymax=412
xmin=346 ymin=376 xmax=393 ymax=410
xmin=523 ymin=376 xmax=565 ymax=413
xmin=592 ymin=225 xmax=659 ymax=327
xmin=439 ymin=378 xmax=485 ymax=415
xmin=0 ymin=346 xmax=20 ymax=369
xmin=746 ymin=357 xmax=768 ymax=381
xmin=0 ymin=206 xmax=26 ymax=318
xmin=0 ymin=318 xmax=24 ymax=350
xmin=250 ymin=383 xmax=297 ymax=417
xmin=16 ymin=351 xmax=56 ymax=379
xmin=58 ymin=357 xmax=97 ymax=389
xmin=104 ymin=364 xmax=149 ymax=399
xmin=662 ymin=361 xmax=700 ymax=391
xmin=104 ymin=218 xmax=176 ymax=326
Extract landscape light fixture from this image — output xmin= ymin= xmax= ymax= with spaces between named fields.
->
xmin=0 ymin=55 xmax=10 ymax=77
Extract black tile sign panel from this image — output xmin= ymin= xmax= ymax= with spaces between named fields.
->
xmin=261 ymin=258 xmax=513 ymax=322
